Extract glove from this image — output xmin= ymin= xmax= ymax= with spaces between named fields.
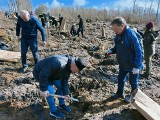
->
xmin=40 ymin=91 xmax=49 ymax=97
xmin=64 ymin=95 xmax=70 ymax=101
xmin=132 ymin=68 xmax=139 ymax=74
xmin=105 ymin=49 xmax=112 ymax=56
xmin=42 ymin=41 xmax=46 ymax=46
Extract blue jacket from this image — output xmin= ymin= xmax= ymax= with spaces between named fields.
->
xmin=33 ymin=55 xmax=72 ymax=95
xmin=16 ymin=16 xmax=46 ymax=41
xmin=111 ymin=26 xmax=143 ymax=71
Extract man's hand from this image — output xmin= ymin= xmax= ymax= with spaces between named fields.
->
xmin=42 ymin=41 xmax=46 ymax=46
xmin=40 ymin=91 xmax=49 ymax=97
xmin=17 ymin=36 xmax=21 ymax=42
xmin=105 ymin=49 xmax=112 ymax=56
xmin=64 ymin=95 xmax=70 ymax=101
xmin=132 ymin=68 xmax=140 ymax=74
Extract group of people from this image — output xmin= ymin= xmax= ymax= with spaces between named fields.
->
xmin=15 ymin=10 xmax=158 ymax=119
xmin=5 ymin=11 xmax=19 ymax=19
xmin=106 ymin=18 xmax=158 ymax=100
xmin=70 ymin=15 xmax=84 ymax=38
xmin=16 ymin=10 xmax=86 ymax=119
xmin=38 ymin=12 xmax=85 ymax=38
xmin=39 ymin=13 xmax=60 ymax=28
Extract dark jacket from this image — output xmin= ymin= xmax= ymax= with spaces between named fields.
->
xmin=49 ymin=16 xmax=58 ymax=27
xmin=70 ymin=25 xmax=77 ymax=36
xmin=78 ymin=17 xmax=84 ymax=28
xmin=143 ymin=29 xmax=158 ymax=56
xmin=111 ymin=26 xmax=143 ymax=71
xmin=33 ymin=55 xmax=72 ymax=95
xmin=59 ymin=17 xmax=63 ymax=26
xmin=16 ymin=16 xmax=46 ymax=41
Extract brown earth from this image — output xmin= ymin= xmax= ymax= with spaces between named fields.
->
xmin=0 ymin=13 xmax=160 ymax=120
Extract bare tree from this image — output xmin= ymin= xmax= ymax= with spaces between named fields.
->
xmin=0 ymin=0 xmax=3 ymax=12
xmin=133 ymin=0 xmax=137 ymax=13
xmin=16 ymin=0 xmax=32 ymax=12
xmin=156 ymin=0 xmax=160 ymax=25
xmin=35 ymin=4 xmax=48 ymax=16
xmin=144 ymin=0 xmax=147 ymax=15
xmin=149 ymin=0 xmax=154 ymax=16
xmin=6 ymin=0 xmax=32 ymax=13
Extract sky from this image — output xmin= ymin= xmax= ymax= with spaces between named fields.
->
xmin=0 ymin=0 xmax=158 ymax=11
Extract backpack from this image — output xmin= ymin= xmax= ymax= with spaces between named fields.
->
xmin=127 ymin=28 xmax=144 ymax=60
xmin=133 ymin=29 xmax=144 ymax=49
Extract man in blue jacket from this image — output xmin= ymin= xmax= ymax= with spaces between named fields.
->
xmin=16 ymin=10 xmax=46 ymax=73
xmin=106 ymin=17 xmax=143 ymax=101
xmin=33 ymin=55 xmax=86 ymax=119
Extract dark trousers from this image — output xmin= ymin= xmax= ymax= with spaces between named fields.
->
xmin=21 ymin=37 xmax=39 ymax=68
xmin=77 ymin=27 xmax=84 ymax=37
xmin=144 ymin=54 xmax=153 ymax=76
xmin=117 ymin=68 xmax=139 ymax=95
xmin=70 ymin=30 xmax=77 ymax=37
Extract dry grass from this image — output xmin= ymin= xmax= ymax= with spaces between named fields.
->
xmin=0 ymin=12 xmax=5 ymax=20
xmin=0 ymin=29 xmax=9 ymax=41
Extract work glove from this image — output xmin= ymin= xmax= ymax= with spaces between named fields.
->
xmin=42 ymin=41 xmax=46 ymax=46
xmin=105 ymin=49 xmax=112 ymax=56
xmin=132 ymin=68 xmax=140 ymax=74
xmin=40 ymin=91 xmax=49 ymax=97
xmin=64 ymin=95 xmax=70 ymax=101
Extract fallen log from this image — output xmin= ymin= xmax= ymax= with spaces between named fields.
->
xmin=131 ymin=89 xmax=160 ymax=120
xmin=0 ymin=50 xmax=21 ymax=62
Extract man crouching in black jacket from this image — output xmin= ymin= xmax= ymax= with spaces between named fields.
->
xmin=33 ymin=55 xmax=86 ymax=119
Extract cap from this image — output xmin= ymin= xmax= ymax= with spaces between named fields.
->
xmin=75 ymin=57 xmax=86 ymax=71
xmin=146 ymin=21 xmax=154 ymax=29
xmin=30 ymin=11 xmax=35 ymax=15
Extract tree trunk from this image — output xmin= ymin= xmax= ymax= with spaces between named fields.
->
xmin=133 ymin=0 xmax=137 ymax=13
xmin=156 ymin=0 xmax=160 ymax=26
xmin=149 ymin=0 xmax=153 ymax=16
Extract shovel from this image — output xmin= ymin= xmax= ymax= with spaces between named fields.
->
xmin=49 ymin=94 xmax=79 ymax=102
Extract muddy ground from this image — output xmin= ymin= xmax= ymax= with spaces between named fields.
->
xmin=0 ymin=13 xmax=160 ymax=120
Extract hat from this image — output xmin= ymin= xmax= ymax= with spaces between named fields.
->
xmin=146 ymin=21 xmax=154 ymax=29
xmin=75 ymin=57 xmax=86 ymax=71
xmin=30 ymin=11 xmax=35 ymax=15
xmin=78 ymin=15 xmax=81 ymax=18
